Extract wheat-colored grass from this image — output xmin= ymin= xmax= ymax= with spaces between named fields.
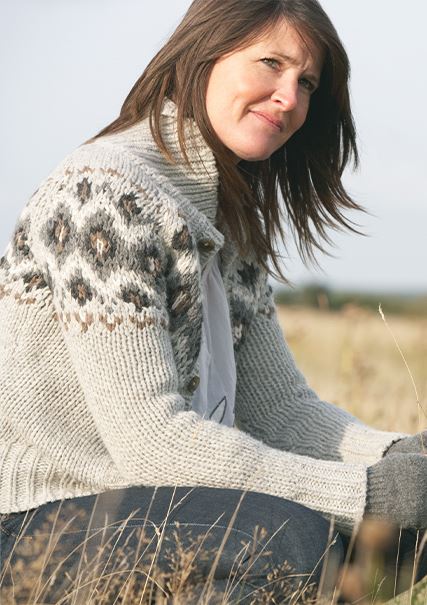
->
xmin=276 ymin=304 xmax=427 ymax=433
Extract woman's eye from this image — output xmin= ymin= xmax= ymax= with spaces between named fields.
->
xmin=299 ymin=78 xmax=316 ymax=93
xmin=260 ymin=57 xmax=280 ymax=69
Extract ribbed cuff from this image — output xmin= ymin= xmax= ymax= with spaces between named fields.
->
xmin=365 ymin=465 xmax=390 ymax=517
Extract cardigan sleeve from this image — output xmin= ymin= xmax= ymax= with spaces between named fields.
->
xmin=31 ymin=146 xmax=374 ymax=534
xmin=234 ymin=275 xmax=407 ymax=466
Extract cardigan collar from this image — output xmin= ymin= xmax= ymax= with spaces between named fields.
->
xmin=154 ymin=98 xmax=240 ymax=273
xmin=114 ymin=97 xmax=220 ymax=226
xmin=158 ymin=97 xmax=219 ymax=226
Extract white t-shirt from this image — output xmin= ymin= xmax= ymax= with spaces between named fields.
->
xmin=190 ymin=253 xmax=236 ymax=426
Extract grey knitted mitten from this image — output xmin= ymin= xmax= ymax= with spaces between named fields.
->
xmin=365 ymin=453 xmax=427 ymax=529
xmin=385 ymin=431 xmax=427 ymax=456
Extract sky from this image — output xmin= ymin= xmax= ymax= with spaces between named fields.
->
xmin=0 ymin=1 xmax=425 ymax=293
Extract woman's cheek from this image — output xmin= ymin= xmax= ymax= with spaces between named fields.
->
xmin=294 ymin=101 xmax=310 ymax=130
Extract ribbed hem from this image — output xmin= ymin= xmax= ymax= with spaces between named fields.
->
xmin=0 ymin=443 xmax=124 ymax=514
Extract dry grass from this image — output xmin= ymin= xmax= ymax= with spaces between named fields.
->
xmin=1 ymin=303 xmax=426 ymax=604
xmin=2 ymin=498 xmax=426 ymax=605
xmin=276 ymin=304 xmax=427 ymax=433
xmin=0 ymin=501 xmax=320 ymax=605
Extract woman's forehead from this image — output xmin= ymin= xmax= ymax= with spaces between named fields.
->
xmin=247 ymin=19 xmax=324 ymax=73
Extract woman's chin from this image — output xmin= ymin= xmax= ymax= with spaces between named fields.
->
xmin=232 ymin=146 xmax=275 ymax=163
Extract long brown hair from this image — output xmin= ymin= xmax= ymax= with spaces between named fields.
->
xmin=86 ymin=0 xmax=363 ymax=284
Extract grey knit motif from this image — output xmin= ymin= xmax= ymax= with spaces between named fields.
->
xmin=226 ymin=252 xmax=274 ymax=351
xmin=164 ymin=216 xmax=203 ymax=381
xmin=11 ymin=217 xmax=34 ymax=263
xmin=40 ymin=203 xmax=78 ymax=267
xmin=0 ymin=212 xmax=51 ymax=307
xmin=31 ymin=162 xmax=168 ymax=332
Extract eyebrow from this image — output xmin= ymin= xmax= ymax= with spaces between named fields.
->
xmin=269 ymin=51 xmax=321 ymax=86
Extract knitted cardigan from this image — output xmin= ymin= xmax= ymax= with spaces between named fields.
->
xmin=0 ymin=98 xmax=406 ymax=533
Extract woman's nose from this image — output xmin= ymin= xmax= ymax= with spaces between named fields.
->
xmin=271 ymin=80 xmax=298 ymax=112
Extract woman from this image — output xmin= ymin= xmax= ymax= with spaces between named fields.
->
xmin=1 ymin=0 xmax=426 ymax=602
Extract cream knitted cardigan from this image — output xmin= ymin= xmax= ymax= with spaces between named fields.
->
xmin=0 ymin=98 xmax=406 ymax=533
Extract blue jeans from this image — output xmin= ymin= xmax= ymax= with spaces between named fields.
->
xmin=0 ymin=486 xmax=425 ymax=603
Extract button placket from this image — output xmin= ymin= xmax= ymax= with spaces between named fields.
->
xmin=182 ymin=233 xmax=222 ymax=406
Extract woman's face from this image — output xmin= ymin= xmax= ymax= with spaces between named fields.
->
xmin=205 ymin=19 xmax=324 ymax=163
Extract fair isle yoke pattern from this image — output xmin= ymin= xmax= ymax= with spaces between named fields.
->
xmin=0 ymin=98 xmax=406 ymax=534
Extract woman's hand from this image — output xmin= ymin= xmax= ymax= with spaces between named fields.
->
xmin=365 ymin=453 xmax=427 ymax=529
xmin=384 ymin=431 xmax=427 ymax=456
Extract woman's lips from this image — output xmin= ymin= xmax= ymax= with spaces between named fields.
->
xmin=251 ymin=111 xmax=282 ymax=132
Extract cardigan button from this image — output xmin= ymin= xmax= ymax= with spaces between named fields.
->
xmin=197 ymin=238 xmax=215 ymax=252
xmin=187 ymin=375 xmax=200 ymax=393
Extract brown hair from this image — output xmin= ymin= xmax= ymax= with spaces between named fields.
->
xmin=86 ymin=0 xmax=363 ymax=284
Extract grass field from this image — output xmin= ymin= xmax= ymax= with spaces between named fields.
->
xmin=276 ymin=304 xmax=427 ymax=434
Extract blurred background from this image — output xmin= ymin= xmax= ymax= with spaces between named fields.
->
xmin=1 ymin=1 xmax=426 ymax=429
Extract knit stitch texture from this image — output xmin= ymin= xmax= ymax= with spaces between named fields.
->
xmin=0 ymin=97 xmax=406 ymax=533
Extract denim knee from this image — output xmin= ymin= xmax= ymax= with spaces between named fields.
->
xmin=231 ymin=491 xmax=345 ymax=584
